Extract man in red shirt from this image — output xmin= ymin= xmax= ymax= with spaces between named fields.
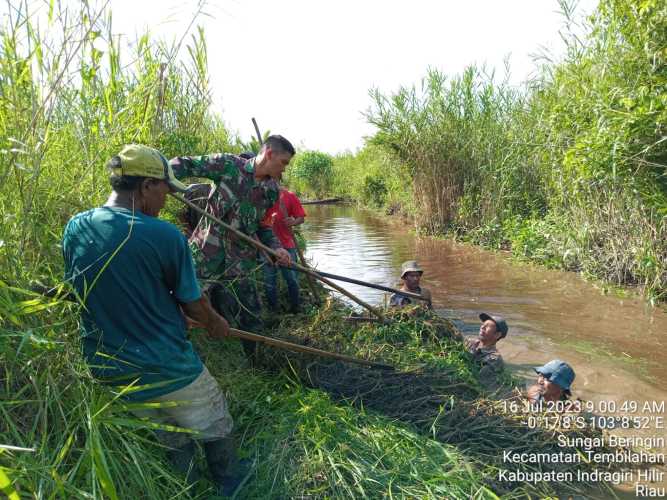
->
xmin=260 ymin=188 xmax=306 ymax=313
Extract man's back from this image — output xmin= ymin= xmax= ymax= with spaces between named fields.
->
xmin=62 ymin=206 xmax=202 ymax=399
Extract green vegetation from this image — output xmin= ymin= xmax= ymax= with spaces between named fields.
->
xmin=330 ymin=144 xmax=412 ymax=211
xmin=0 ymin=0 xmax=661 ymax=498
xmin=0 ymin=1 xmax=232 ymax=288
xmin=4 ymin=281 xmax=643 ymax=498
xmin=287 ymin=150 xmax=335 ymax=198
xmin=319 ymin=0 xmax=667 ymax=304
xmin=0 ymin=1 xmax=229 ymax=497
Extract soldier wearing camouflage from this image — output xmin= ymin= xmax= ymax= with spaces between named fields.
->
xmin=464 ymin=337 xmax=505 ymax=387
xmin=170 ymin=154 xmax=282 ymax=278
xmin=170 ymin=136 xmax=295 ymax=358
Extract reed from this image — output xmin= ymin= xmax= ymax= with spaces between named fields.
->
xmin=329 ymin=0 xmax=667 ymax=303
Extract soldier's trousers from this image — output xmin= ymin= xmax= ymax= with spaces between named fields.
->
xmin=208 ymin=277 xmax=261 ymax=358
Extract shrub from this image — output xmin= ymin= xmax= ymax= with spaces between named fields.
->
xmin=289 ymin=150 xmax=334 ymax=198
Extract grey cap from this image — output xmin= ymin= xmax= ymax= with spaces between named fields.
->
xmin=400 ymin=260 xmax=424 ymax=278
xmin=479 ymin=313 xmax=509 ymax=339
xmin=534 ymin=359 xmax=575 ymax=394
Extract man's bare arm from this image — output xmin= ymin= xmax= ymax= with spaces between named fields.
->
xmin=285 ymin=216 xmax=305 ymax=227
xmin=181 ymin=295 xmax=230 ymax=340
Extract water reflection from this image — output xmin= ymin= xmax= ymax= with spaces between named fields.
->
xmin=301 ymin=204 xmax=667 ymax=497
xmin=302 ymin=204 xmax=667 ymax=406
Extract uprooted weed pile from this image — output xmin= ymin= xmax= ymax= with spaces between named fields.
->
xmin=250 ymin=300 xmax=660 ymax=497
xmin=2 ymin=282 xmax=662 ymax=498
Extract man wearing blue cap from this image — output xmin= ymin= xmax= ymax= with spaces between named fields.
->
xmin=527 ymin=359 xmax=576 ymax=403
xmin=464 ymin=313 xmax=508 ymax=389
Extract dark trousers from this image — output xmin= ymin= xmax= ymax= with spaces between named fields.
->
xmin=262 ymin=248 xmax=300 ymax=310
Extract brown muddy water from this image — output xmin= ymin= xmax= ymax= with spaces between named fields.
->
xmin=302 ymin=204 xmax=666 ymax=498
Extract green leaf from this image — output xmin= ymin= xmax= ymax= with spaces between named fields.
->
xmin=0 ymin=467 xmax=19 ymax=500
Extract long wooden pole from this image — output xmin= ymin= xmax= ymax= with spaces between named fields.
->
xmin=18 ymin=282 xmax=392 ymax=370
xmin=229 ymin=328 xmax=392 ymax=370
xmin=251 ymin=117 xmax=262 ymax=145
xmin=170 ymin=193 xmax=386 ymax=321
xmin=289 ymin=268 xmax=427 ymax=301
xmin=249 ymin=118 xmax=320 ymax=302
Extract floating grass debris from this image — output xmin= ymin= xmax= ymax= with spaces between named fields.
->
xmin=247 ymin=300 xmax=663 ymax=498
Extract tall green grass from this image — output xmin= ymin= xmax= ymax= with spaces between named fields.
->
xmin=0 ymin=2 xmax=511 ymax=497
xmin=330 ymin=0 xmax=666 ymax=303
xmin=0 ymin=0 xmax=231 ymax=497
xmin=0 ymin=0 xmax=231 ymax=286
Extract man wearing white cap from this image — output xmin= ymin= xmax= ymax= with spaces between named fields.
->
xmin=389 ymin=260 xmax=433 ymax=309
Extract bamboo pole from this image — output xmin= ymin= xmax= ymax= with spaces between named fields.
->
xmin=229 ymin=328 xmax=392 ymax=370
xmin=170 ymin=193 xmax=386 ymax=321
xmin=251 ymin=117 xmax=262 ymax=145
xmin=18 ymin=281 xmax=393 ymax=369
xmin=290 ymin=268 xmax=427 ymax=301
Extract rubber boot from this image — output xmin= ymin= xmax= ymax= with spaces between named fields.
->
xmin=204 ymin=437 xmax=251 ymax=497
xmin=166 ymin=440 xmax=200 ymax=488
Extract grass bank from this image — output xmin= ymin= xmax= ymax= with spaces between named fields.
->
xmin=3 ymin=283 xmax=654 ymax=498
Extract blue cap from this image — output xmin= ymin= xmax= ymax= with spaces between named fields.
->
xmin=534 ymin=359 xmax=575 ymax=393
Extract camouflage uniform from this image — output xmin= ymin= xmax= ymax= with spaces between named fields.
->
xmin=389 ymin=286 xmax=433 ymax=309
xmin=170 ymin=154 xmax=281 ymax=355
xmin=464 ymin=337 xmax=505 ymax=390
xmin=179 ymin=183 xmax=212 ymax=238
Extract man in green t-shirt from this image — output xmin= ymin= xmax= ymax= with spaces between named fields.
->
xmin=62 ymin=145 xmax=248 ymax=496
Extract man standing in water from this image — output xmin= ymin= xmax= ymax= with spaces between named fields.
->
xmin=169 ymin=136 xmax=294 ymax=358
xmin=389 ymin=260 xmax=433 ymax=309
xmin=527 ymin=359 xmax=576 ymax=403
xmin=464 ymin=313 xmax=508 ymax=390
xmin=62 ymin=145 xmax=248 ymax=496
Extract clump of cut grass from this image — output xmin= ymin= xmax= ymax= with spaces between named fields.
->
xmin=241 ymin=300 xmax=657 ymax=498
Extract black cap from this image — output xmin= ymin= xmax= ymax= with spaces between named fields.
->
xmin=479 ymin=313 xmax=509 ymax=339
